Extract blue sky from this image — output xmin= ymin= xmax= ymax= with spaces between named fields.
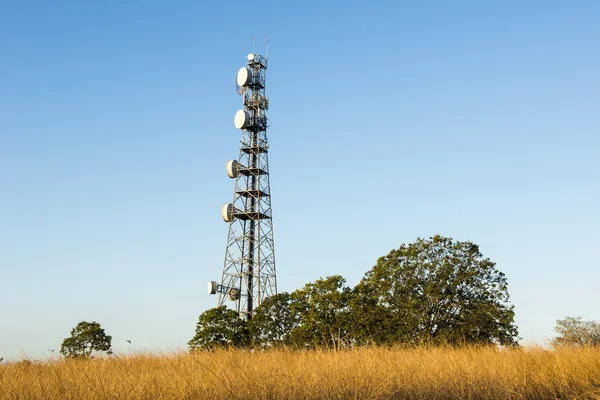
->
xmin=1 ymin=1 xmax=598 ymax=359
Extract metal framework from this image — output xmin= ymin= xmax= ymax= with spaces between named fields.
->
xmin=213 ymin=52 xmax=276 ymax=319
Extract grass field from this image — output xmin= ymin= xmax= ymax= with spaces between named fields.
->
xmin=1 ymin=346 xmax=600 ymax=399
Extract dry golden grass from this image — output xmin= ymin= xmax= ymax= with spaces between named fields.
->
xmin=1 ymin=346 xmax=600 ymax=399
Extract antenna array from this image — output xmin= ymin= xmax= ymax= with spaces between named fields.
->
xmin=208 ymin=47 xmax=277 ymax=319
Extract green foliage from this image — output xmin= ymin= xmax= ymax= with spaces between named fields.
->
xmin=290 ymin=275 xmax=353 ymax=349
xmin=60 ymin=321 xmax=112 ymax=359
xmin=248 ymin=293 xmax=297 ymax=348
xmin=350 ymin=278 xmax=404 ymax=346
xmin=196 ymin=236 xmax=518 ymax=349
xmin=354 ymin=235 xmax=519 ymax=346
xmin=188 ymin=306 xmax=249 ymax=350
xmin=551 ymin=316 xmax=600 ymax=348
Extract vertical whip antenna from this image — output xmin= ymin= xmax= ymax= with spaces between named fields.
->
xmin=266 ymin=36 xmax=269 ymax=59
xmin=253 ymin=36 xmax=256 ymax=54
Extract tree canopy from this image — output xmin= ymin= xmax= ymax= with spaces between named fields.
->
xmin=191 ymin=236 xmax=519 ymax=350
xmin=551 ymin=316 xmax=600 ymax=348
xmin=290 ymin=275 xmax=353 ymax=350
xmin=188 ymin=306 xmax=249 ymax=350
xmin=354 ymin=235 xmax=518 ymax=346
xmin=248 ymin=292 xmax=297 ymax=348
xmin=60 ymin=321 xmax=112 ymax=359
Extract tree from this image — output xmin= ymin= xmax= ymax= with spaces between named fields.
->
xmin=551 ymin=316 xmax=600 ymax=348
xmin=350 ymin=278 xmax=406 ymax=346
xmin=188 ymin=306 xmax=249 ymax=350
xmin=248 ymin=292 xmax=298 ymax=348
xmin=60 ymin=321 xmax=112 ymax=359
xmin=290 ymin=275 xmax=353 ymax=350
xmin=354 ymin=235 xmax=518 ymax=346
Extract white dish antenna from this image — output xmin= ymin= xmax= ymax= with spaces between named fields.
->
xmin=221 ymin=203 xmax=235 ymax=222
xmin=247 ymin=53 xmax=255 ymax=61
xmin=226 ymin=160 xmax=239 ymax=178
xmin=207 ymin=281 xmax=218 ymax=295
xmin=236 ymin=67 xmax=252 ymax=87
xmin=234 ymin=110 xmax=249 ymax=129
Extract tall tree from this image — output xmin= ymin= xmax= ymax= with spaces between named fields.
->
xmin=354 ymin=235 xmax=518 ymax=346
xmin=188 ymin=306 xmax=249 ymax=350
xmin=551 ymin=316 xmax=600 ymax=348
xmin=60 ymin=321 xmax=112 ymax=359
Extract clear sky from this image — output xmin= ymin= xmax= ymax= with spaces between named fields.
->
xmin=1 ymin=1 xmax=599 ymax=360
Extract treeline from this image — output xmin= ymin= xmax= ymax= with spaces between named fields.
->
xmin=54 ymin=236 xmax=599 ymax=359
xmin=189 ymin=235 xmax=519 ymax=350
xmin=57 ymin=236 xmax=517 ymax=358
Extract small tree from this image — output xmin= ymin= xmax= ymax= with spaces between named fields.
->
xmin=551 ymin=316 xmax=600 ymax=348
xmin=60 ymin=321 xmax=112 ymax=359
xmin=188 ymin=306 xmax=249 ymax=350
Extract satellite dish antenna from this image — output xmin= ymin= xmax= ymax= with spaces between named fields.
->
xmin=207 ymin=281 xmax=218 ymax=295
xmin=221 ymin=203 xmax=235 ymax=222
xmin=227 ymin=288 xmax=240 ymax=301
xmin=234 ymin=110 xmax=250 ymax=129
xmin=226 ymin=160 xmax=239 ymax=178
xmin=237 ymin=67 xmax=252 ymax=87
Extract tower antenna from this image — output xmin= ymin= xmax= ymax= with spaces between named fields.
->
xmin=266 ymin=36 xmax=269 ymax=60
xmin=208 ymin=48 xmax=277 ymax=320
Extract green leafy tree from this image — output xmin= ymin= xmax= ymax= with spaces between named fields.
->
xmin=60 ymin=321 xmax=112 ymax=359
xmin=248 ymin=292 xmax=298 ymax=348
xmin=551 ymin=316 xmax=600 ymax=348
xmin=290 ymin=275 xmax=353 ymax=350
xmin=354 ymin=235 xmax=518 ymax=346
xmin=350 ymin=279 xmax=407 ymax=346
xmin=188 ymin=306 xmax=249 ymax=350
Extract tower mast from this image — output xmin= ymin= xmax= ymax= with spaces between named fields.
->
xmin=208 ymin=49 xmax=277 ymax=320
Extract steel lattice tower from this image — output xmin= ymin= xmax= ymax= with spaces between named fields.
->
xmin=208 ymin=50 xmax=276 ymax=320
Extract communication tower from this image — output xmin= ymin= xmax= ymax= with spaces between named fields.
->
xmin=208 ymin=48 xmax=277 ymax=320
